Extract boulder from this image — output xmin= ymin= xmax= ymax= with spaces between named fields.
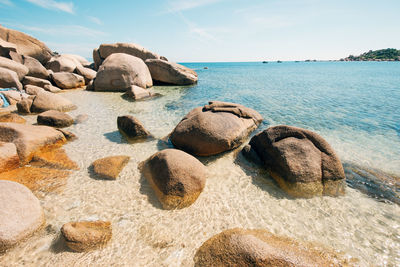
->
xmin=45 ymin=55 xmax=79 ymax=73
xmin=145 ymin=59 xmax=198 ymax=85
xmin=140 ymin=149 xmax=206 ymax=209
xmin=0 ymin=180 xmax=45 ymax=252
xmin=23 ymin=76 xmax=51 ymax=88
xmin=0 ymin=67 xmax=22 ymax=90
xmin=16 ymin=97 xmax=33 ymax=114
xmin=91 ymin=155 xmax=130 ymax=180
xmin=0 ymin=142 xmax=20 ymax=173
xmin=61 ymin=221 xmax=112 ymax=252
xmin=98 ymin=42 xmax=161 ymax=62
xmin=43 ymin=84 xmax=62 ymax=93
xmin=194 ymin=228 xmax=350 ymax=267
xmin=37 ymin=110 xmax=74 ymax=128
xmin=125 ymin=85 xmax=153 ymax=100
xmin=92 ymin=48 xmax=103 ymax=70
xmin=31 ymin=91 xmax=76 ymax=113
xmin=8 ymin=51 xmax=23 ymax=64
xmin=0 ymin=113 xmax=26 ymax=123
xmin=22 ymin=55 xmax=49 ymax=79
xmin=94 ymin=53 xmax=153 ymax=91
xmin=0 ymin=39 xmax=17 ymax=57
xmin=24 ymin=84 xmax=44 ymax=95
xmin=0 ymin=25 xmax=52 ymax=64
xmin=246 ymin=125 xmax=346 ymax=198
xmin=117 ymin=115 xmax=152 ymax=139
xmin=75 ymin=65 xmax=96 ymax=84
xmin=0 ymin=122 xmax=66 ymax=163
xmin=0 ymin=56 xmax=29 ymax=80
xmin=170 ymin=101 xmax=262 ymax=156
xmin=1 ymin=90 xmax=22 ymax=105
xmin=51 ymin=72 xmax=85 ymax=89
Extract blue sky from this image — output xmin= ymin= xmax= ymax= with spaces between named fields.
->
xmin=0 ymin=0 xmax=399 ymax=62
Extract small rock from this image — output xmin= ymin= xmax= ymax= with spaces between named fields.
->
xmin=91 ymin=155 xmax=130 ymax=180
xmin=56 ymin=128 xmax=77 ymax=141
xmin=74 ymin=114 xmax=88 ymax=124
xmin=16 ymin=98 xmax=33 ymax=114
xmin=0 ymin=113 xmax=26 ymax=123
xmin=117 ymin=115 xmax=152 ymax=140
xmin=125 ymin=85 xmax=153 ymax=100
xmin=61 ymin=221 xmax=112 ymax=252
xmin=37 ymin=110 xmax=74 ymax=128
xmin=75 ymin=65 xmax=96 ymax=84
xmin=0 ymin=142 xmax=20 ymax=173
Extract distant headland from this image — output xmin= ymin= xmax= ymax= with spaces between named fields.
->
xmin=341 ymin=48 xmax=400 ymax=61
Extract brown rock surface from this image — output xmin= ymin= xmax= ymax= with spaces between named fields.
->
xmin=37 ymin=110 xmax=74 ymax=128
xmin=22 ymin=76 xmax=51 ymax=88
xmin=24 ymin=84 xmax=44 ymax=95
xmin=31 ymin=91 xmax=76 ymax=113
xmin=16 ymin=97 xmax=33 ymax=114
xmin=125 ymin=85 xmax=154 ymax=100
xmin=98 ymin=42 xmax=161 ymax=61
xmin=117 ymin=115 xmax=152 ymax=140
xmin=75 ymin=65 xmax=96 ymax=84
xmin=140 ymin=149 xmax=206 ymax=209
xmin=91 ymin=155 xmax=130 ymax=180
xmin=30 ymin=147 xmax=78 ymax=170
xmin=0 ymin=67 xmax=23 ymax=90
xmin=145 ymin=59 xmax=198 ymax=85
xmin=51 ymin=72 xmax=85 ymax=89
xmin=61 ymin=221 xmax=112 ymax=252
xmin=22 ymin=56 xmax=48 ymax=79
xmin=45 ymin=55 xmax=79 ymax=73
xmin=0 ymin=113 xmax=26 ymax=123
xmin=0 ymin=56 xmax=29 ymax=80
xmin=170 ymin=101 xmax=262 ymax=156
xmin=0 ymin=142 xmax=20 ymax=173
xmin=1 ymin=90 xmax=22 ymax=105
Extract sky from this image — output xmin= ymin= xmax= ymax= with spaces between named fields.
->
xmin=0 ymin=0 xmax=399 ymax=62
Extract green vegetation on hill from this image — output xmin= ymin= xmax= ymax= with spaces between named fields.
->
xmin=341 ymin=48 xmax=400 ymax=61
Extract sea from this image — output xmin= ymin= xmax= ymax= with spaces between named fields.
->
xmin=1 ymin=61 xmax=399 ymax=266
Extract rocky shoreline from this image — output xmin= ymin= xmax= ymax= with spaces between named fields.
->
xmin=0 ymin=25 xmax=398 ymax=266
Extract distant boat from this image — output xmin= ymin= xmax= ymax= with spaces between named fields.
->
xmin=262 ymin=61 xmax=268 ymax=63
xmin=277 ymin=60 xmax=282 ymax=63
xmin=203 ymin=67 xmax=208 ymax=69
xmin=295 ymin=61 xmax=300 ymax=63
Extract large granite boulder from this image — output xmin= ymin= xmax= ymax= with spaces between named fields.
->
xmin=140 ymin=149 xmax=206 ymax=209
xmin=23 ymin=76 xmax=51 ymax=88
xmin=92 ymin=48 xmax=102 ymax=70
xmin=170 ymin=101 xmax=263 ymax=156
xmin=91 ymin=155 xmax=130 ymax=180
xmin=22 ymin=55 xmax=49 ymax=79
xmin=194 ymin=228 xmax=350 ymax=267
xmin=75 ymin=65 xmax=96 ymax=84
xmin=98 ymin=42 xmax=162 ymax=62
xmin=0 ymin=56 xmax=29 ymax=80
xmin=61 ymin=221 xmax=112 ymax=252
xmin=0 ymin=122 xmax=66 ymax=163
xmin=0 ymin=39 xmax=17 ymax=57
xmin=45 ymin=55 xmax=80 ymax=73
xmin=37 ymin=110 xmax=74 ymax=128
xmin=245 ymin=125 xmax=346 ymax=198
xmin=0 ymin=180 xmax=45 ymax=252
xmin=0 ymin=67 xmax=22 ymax=90
xmin=94 ymin=53 xmax=153 ymax=91
xmin=0 ymin=25 xmax=52 ymax=64
xmin=117 ymin=115 xmax=152 ymax=140
xmin=31 ymin=91 xmax=76 ymax=112
xmin=145 ymin=59 xmax=198 ymax=85
xmin=51 ymin=72 xmax=85 ymax=89
xmin=0 ymin=142 xmax=20 ymax=173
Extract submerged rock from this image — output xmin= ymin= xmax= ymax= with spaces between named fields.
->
xmin=245 ymin=125 xmax=346 ymax=198
xmin=140 ymin=149 xmax=206 ymax=209
xmin=194 ymin=228 xmax=352 ymax=267
xmin=30 ymin=147 xmax=78 ymax=170
xmin=94 ymin=53 xmax=153 ymax=91
xmin=51 ymin=72 xmax=85 ymax=89
xmin=125 ymin=85 xmax=154 ymax=100
xmin=170 ymin=101 xmax=262 ymax=156
xmin=0 ymin=67 xmax=23 ymax=90
xmin=37 ymin=110 xmax=74 ymax=128
xmin=91 ymin=155 xmax=130 ymax=180
xmin=0 ymin=180 xmax=45 ymax=252
xmin=145 ymin=59 xmax=198 ymax=85
xmin=0 ymin=113 xmax=26 ymax=123
xmin=61 ymin=221 xmax=112 ymax=252
xmin=0 ymin=142 xmax=20 ymax=173
xmin=31 ymin=91 xmax=76 ymax=113
xmin=117 ymin=115 xmax=152 ymax=140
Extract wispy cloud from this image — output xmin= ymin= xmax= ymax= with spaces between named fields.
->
xmin=87 ymin=16 xmax=102 ymax=25
xmin=166 ymin=0 xmax=223 ymax=13
xmin=46 ymin=41 xmax=96 ymax=58
xmin=25 ymin=0 xmax=74 ymax=14
xmin=0 ymin=0 xmax=13 ymax=6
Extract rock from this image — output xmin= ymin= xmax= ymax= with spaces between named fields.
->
xmin=61 ymin=221 xmax=112 ymax=252
xmin=63 ymin=54 xmax=90 ymax=67
xmin=170 ymin=101 xmax=263 ymax=156
xmin=91 ymin=155 xmax=130 ymax=180
xmin=51 ymin=72 xmax=85 ymax=89
xmin=37 ymin=110 xmax=74 ymax=128
xmin=0 ymin=122 xmax=66 ymax=163
xmin=8 ymin=51 xmax=23 ymax=64
xmin=0 ymin=142 xmax=20 ymax=173
xmin=22 ymin=55 xmax=49 ymax=80
xmin=98 ymin=43 xmax=161 ymax=61
xmin=56 ymin=128 xmax=77 ymax=141
xmin=30 ymin=147 xmax=78 ymax=170
xmin=24 ymin=84 xmax=45 ymax=95
xmin=92 ymin=48 xmax=103 ymax=70
xmin=145 ymin=59 xmax=198 ymax=85
xmin=140 ymin=149 xmax=206 ymax=209
xmin=75 ymin=65 xmax=96 ymax=84
xmin=43 ymin=84 xmax=62 ymax=93
xmin=125 ymin=85 xmax=153 ymax=100
xmin=0 ymin=56 xmax=29 ymax=80
xmin=246 ymin=125 xmax=346 ymax=198
xmin=117 ymin=115 xmax=152 ymax=139
xmin=0 ymin=181 xmax=45 ymax=252
xmin=194 ymin=228 xmax=351 ymax=267
xmin=74 ymin=114 xmax=88 ymax=124
xmin=45 ymin=55 xmax=79 ymax=73
xmin=86 ymin=80 xmax=94 ymax=91
xmin=0 ymin=25 xmax=52 ymax=64
xmin=31 ymin=91 xmax=76 ymax=113
xmin=1 ymin=90 xmax=22 ymax=105
xmin=0 ymin=67 xmax=23 ymax=90
xmin=16 ymin=98 xmax=33 ymax=114
xmin=23 ymin=76 xmax=51 ymax=88
xmin=0 ymin=113 xmax=26 ymax=123
xmin=94 ymin=53 xmax=152 ymax=91
xmin=0 ymin=39 xmax=17 ymax=57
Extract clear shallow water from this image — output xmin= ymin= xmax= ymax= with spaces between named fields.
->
xmin=1 ymin=62 xmax=400 ymax=266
